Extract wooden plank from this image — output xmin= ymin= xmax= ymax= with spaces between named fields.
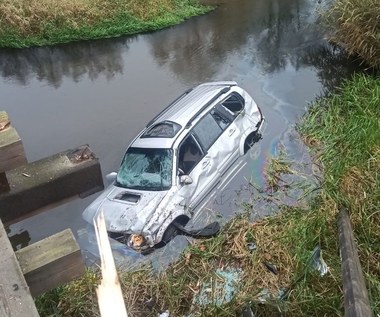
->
xmin=0 ymin=126 xmax=27 ymax=172
xmin=338 ymin=208 xmax=373 ymax=317
xmin=0 ymin=145 xmax=104 ymax=225
xmin=0 ymin=220 xmax=39 ymax=317
xmin=15 ymin=229 xmax=85 ymax=297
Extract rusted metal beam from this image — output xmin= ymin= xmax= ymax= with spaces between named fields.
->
xmin=0 ymin=219 xmax=39 ymax=317
xmin=15 ymin=229 xmax=85 ymax=297
xmin=0 ymin=145 xmax=104 ymax=225
xmin=338 ymin=208 xmax=373 ymax=317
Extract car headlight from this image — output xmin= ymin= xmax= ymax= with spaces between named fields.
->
xmin=127 ymin=233 xmax=146 ymax=248
xmin=127 ymin=234 xmax=154 ymax=251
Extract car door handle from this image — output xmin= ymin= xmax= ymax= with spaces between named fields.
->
xmin=228 ymin=128 xmax=236 ymax=136
xmin=202 ymin=161 xmax=210 ymax=169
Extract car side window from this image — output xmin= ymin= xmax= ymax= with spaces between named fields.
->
xmin=178 ymin=135 xmax=203 ymax=175
xmin=221 ymin=93 xmax=244 ymax=116
xmin=192 ymin=113 xmax=223 ymax=151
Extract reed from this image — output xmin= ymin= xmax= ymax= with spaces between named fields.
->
xmin=322 ymin=0 xmax=380 ymax=68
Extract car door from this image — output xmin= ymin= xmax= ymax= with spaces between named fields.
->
xmin=183 ymin=112 xmax=239 ymax=209
xmin=173 ymin=131 xmax=208 ymax=215
xmin=210 ymin=103 xmax=242 ymax=175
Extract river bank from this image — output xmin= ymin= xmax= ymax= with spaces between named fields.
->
xmin=0 ymin=0 xmax=211 ymax=48
xmin=35 ymin=74 xmax=380 ymax=316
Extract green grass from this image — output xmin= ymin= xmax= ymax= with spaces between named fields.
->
xmin=299 ymin=73 xmax=380 ymax=314
xmin=0 ymin=0 xmax=212 ymax=47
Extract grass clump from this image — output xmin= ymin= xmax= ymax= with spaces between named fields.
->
xmin=36 ymin=210 xmax=342 ymax=316
xmin=299 ymin=73 xmax=380 ymax=314
xmin=265 ymin=147 xmax=294 ymax=193
xmin=35 ymin=269 xmax=101 ymax=316
xmin=322 ymin=0 xmax=380 ymax=68
xmin=0 ymin=0 xmax=212 ymax=47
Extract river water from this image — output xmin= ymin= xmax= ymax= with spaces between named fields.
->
xmin=0 ymin=0 xmax=357 ymax=265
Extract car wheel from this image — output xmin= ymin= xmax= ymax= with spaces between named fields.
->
xmin=155 ymin=224 xmax=177 ymax=248
xmin=156 ymin=216 xmax=189 ymax=248
xmin=162 ymin=223 xmax=178 ymax=244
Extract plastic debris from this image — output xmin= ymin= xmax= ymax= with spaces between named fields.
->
xmin=246 ymin=242 xmax=257 ymax=252
xmin=309 ymin=245 xmax=328 ymax=276
xmin=157 ymin=310 xmax=170 ymax=317
xmin=256 ymin=288 xmax=270 ymax=304
xmin=278 ymin=287 xmax=287 ymax=300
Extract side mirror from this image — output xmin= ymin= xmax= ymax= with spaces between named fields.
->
xmin=179 ymin=175 xmax=193 ymax=185
xmin=106 ymin=172 xmax=117 ymax=183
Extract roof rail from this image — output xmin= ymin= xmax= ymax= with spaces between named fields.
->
xmin=185 ymin=86 xmax=231 ymax=128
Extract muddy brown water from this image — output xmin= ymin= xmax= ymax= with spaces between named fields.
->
xmin=1 ymin=0 xmax=358 ymax=266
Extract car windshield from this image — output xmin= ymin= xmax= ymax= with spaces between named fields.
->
xmin=116 ymin=147 xmax=173 ymax=191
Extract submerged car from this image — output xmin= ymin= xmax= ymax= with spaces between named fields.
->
xmin=83 ymin=81 xmax=264 ymax=251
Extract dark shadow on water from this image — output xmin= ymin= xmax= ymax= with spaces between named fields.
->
xmin=300 ymin=44 xmax=373 ymax=93
xmin=6 ymin=226 xmax=31 ymax=251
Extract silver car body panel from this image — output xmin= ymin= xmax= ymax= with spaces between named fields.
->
xmin=83 ymin=82 xmax=263 ymax=248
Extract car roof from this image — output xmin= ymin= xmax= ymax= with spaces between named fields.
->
xmin=131 ymin=81 xmax=238 ymax=149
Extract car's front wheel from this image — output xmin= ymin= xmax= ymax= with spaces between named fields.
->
xmin=156 ymin=216 xmax=190 ymax=248
xmin=161 ymin=223 xmax=178 ymax=245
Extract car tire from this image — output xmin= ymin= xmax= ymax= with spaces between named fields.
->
xmin=162 ymin=223 xmax=178 ymax=244
xmin=156 ymin=216 xmax=189 ymax=248
xmin=155 ymin=224 xmax=177 ymax=248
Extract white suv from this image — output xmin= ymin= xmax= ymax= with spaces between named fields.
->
xmin=83 ymin=81 xmax=264 ymax=251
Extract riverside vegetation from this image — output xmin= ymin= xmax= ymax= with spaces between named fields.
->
xmin=323 ymin=0 xmax=380 ymax=68
xmin=0 ymin=0 xmax=211 ymax=47
xmin=36 ymin=73 xmax=380 ymax=316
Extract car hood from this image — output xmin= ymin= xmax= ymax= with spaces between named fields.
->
xmin=82 ymin=185 xmax=168 ymax=233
